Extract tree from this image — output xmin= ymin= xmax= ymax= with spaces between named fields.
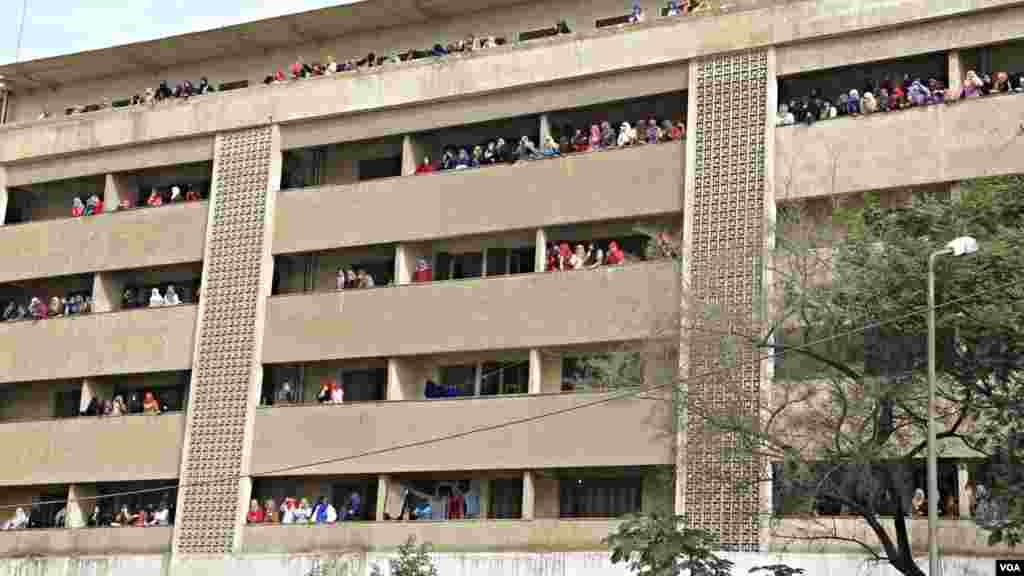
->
xmin=606 ymin=513 xmax=735 ymax=576
xmin=370 ymin=536 xmax=438 ymax=576
xmin=602 ymin=179 xmax=1024 ymax=576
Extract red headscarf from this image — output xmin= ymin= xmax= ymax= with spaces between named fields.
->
xmin=558 ymin=242 xmax=572 ymax=270
xmin=607 ymin=241 xmax=625 ymax=265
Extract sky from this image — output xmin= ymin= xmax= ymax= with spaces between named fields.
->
xmin=0 ymin=0 xmax=360 ymax=66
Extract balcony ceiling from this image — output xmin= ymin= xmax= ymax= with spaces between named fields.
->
xmin=0 ymin=0 xmax=531 ymax=90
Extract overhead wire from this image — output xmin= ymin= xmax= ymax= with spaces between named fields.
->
xmin=4 ymin=271 xmax=1023 ymax=512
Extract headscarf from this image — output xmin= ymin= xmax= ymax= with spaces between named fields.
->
xmin=150 ymin=288 xmax=165 ymax=307
xmin=646 ymin=119 xmax=659 ymax=143
xmin=329 ymin=380 xmax=344 ymax=403
xmin=618 ymin=122 xmax=634 ymax=147
xmin=558 ymin=242 xmax=572 ymax=270
xmin=589 ymin=124 xmax=601 ymax=148
xmin=164 ymin=286 xmax=181 ymax=306
xmin=600 ymin=121 xmax=615 ymax=148
xmin=72 ymin=197 xmax=86 ymax=217
xmin=170 ymin=186 xmax=181 ymax=202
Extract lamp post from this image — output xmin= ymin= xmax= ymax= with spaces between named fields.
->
xmin=927 ymin=236 xmax=978 ymax=576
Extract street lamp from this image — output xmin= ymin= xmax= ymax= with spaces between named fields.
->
xmin=927 ymin=235 xmax=978 ymax=576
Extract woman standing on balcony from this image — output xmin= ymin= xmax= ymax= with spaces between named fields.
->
xmin=143 ymin=391 xmax=161 ymax=415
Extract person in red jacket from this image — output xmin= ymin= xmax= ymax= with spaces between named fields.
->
xmin=247 ymin=499 xmax=265 ymax=524
xmin=415 ymin=156 xmax=436 ymax=175
xmin=146 ymin=189 xmax=163 ymax=207
xmin=71 ymin=197 xmax=85 ymax=217
xmin=606 ymin=241 xmax=625 ymax=265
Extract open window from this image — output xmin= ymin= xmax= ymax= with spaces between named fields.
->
xmin=281 ymin=136 xmax=403 ymax=190
xmin=4 ymin=174 xmax=105 ymax=224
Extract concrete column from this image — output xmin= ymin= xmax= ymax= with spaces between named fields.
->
xmin=958 ymin=463 xmax=971 ymax=518
xmin=535 ymin=228 xmax=548 ymax=272
xmin=481 ymin=247 xmax=488 ymax=277
xmin=948 ymin=50 xmax=964 ymax=98
xmin=541 ymin=351 xmax=562 ymax=394
xmin=91 ymin=272 xmax=124 ymax=313
xmin=401 ymin=134 xmax=428 ymax=176
xmin=67 ymin=483 xmax=97 ymax=528
xmin=395 ymin=244 xmax=411 ymax=285
xmin=479 ymin=479 xmax=492 ymax=520
xmin=473 ymin=363 xmax=483 ymax=396
xmin=387 ymin=358 xmax=405 ymax=400
xmin=539 ymin=114 xmax=552 ymax=148
xmin=522 ymin=471 xmax=536 ymax=520
xmin=103 ymin=173 xmax=129 ymax=212
xmin=80 ymin=378 xmax=113 ymax=413
xmin=0 ymin=164 xmax=7 ymax=225
xmin=528 ymin=349 xmax=542 ymax=394
xmin=376 ymin=475 xmax=390 ymax=521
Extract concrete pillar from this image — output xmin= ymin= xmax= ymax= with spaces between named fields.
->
xmin=80 ymin=378 xmax=113 ymax=413
xmin=395 ymin=244 xmax=411 ymax=285
xmin=376 ymin=475 xmax=390 ymax=521
xmin=948 ymin=50 xmax=964 ymax=98
xmin=103 ymin=173 xmax=129 ymax=212
xmin=401 ymin=134 xmax=428 ymax=176
xmin=535 ymin=228 xmax=548 ymax=272
xmin=67 ymin=483 xmax=97 ymax=528
xmin=387 ymin=358 xmax=405 ymax=401
xmin=91 ymin=272 xmax=124 ymax=313
xmin=541 ymin=351 xmax=562 ymax=394
xmin=534 ymin=475 xmax=560 ymax=518
xmin=522 ymin=471 xmax=536 ymax=520
xmin=958 ymin=463 xmax=971 ymax=518
xmin=528 ymin=349 xmax=542 ymax=394
xmin=479 ymin=479 xmax=492 ymax=520
xmin=539 ymin=114 xmax=552 ymax=148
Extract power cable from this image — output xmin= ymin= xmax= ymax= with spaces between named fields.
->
xmin=5 ymin=272 xmax=1023 ymax=513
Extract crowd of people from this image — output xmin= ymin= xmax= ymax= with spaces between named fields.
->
xmin=122 ymin=285 xmax=190 ymax=308
xmin=778 ymin=69 xmax=1024 ymax=126
xmin=27 ymin=0 xmax=713 ymax=124
xmin=246 ymin=493 xmax=362 ymax=524
xmin=2 ymin=293 xmax=92 ymax=322
xmin=387 ymin=481 xmax=481 ymax=521
xmin=416 ymin=117 xmax=685 ymax=175
xmin=68 ymin=184 xmax=203 ymax=218
xmin=544 ymin=231 xmax=678 ymax=272
xmin=335 ymin=268 xmax=377 ymax=290
xmin=1 ymin=499 xmax=173 ymax=530
xmin=80 ymin=390 xmax=165 ymax=418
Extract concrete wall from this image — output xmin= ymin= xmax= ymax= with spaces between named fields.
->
xmin=273 ymin=142 xmax=683 ymax=255
xmin=242 ymin=519 xmax=624 ymax=554
xmin=251 ymin=391 xmax=671 ymax=475
xmin=3 ymin=0 xmax=1019 ymax=162
xmin=0 ymin=551 xmax=1007 ymax=576
xmin=6 ymin=138 xmax=213 ymax=188
xmin=0 ymin=413 xmax=184 ymax=486
xmin=262 ymin=261 xmax=680 ymax=363
xmin=0 ymin=527 xmax=171 ymax=558
xmin=0 ymin=305 xmax=198 ymax=383
xmin=774 ymin=93 xmax=1024 ymax=200
xmin=0 ymin=202 xmax=207 ymax=283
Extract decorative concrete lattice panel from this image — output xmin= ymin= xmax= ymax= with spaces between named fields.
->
xmin=174 ymin=127 xmax=272 ymax=554
xmin=686 ymin=50 xmax=768 ymax=551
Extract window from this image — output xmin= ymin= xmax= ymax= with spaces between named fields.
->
xmin=53 ymin=389 xmax=82 ymax=419
xmin=440 ymin=365 xmax=477 ymax=396
xmin=341 ymin=368 xmax=386 ymax=402
xmin=560 ymin=477 xmax=642 ymax=518
xmin=481 ymin=362 xmax=528 ymax=396
xmin=357 ymin=156 xmax=402 ymax=182
xmin=490 ymin=479 xmax=523 ymax=519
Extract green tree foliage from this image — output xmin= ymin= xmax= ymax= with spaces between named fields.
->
xmin=606 ymin=513 xmax=735 ymax=576
xmin=370 ymin=537 xmax=438 ymax=576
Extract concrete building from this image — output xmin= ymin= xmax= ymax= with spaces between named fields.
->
xmin=0 ymin=0 xmax=1021 ymax=573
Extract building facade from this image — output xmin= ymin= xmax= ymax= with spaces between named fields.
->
xmin=0 ymin=0 xmax=1022 ymax=573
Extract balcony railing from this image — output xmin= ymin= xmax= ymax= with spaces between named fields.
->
xmin=251 ymin=392 xmax=672 ymax=476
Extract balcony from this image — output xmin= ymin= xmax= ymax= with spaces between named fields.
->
xmin=774 ymin=93 xmax=1024 ymax=200
xmin=0 ymin=413 xmax=184 ymax=486
xmin=262 ymin=260 xmax=679 ymax=363
xmin=0 ymin=202 xmax=208 ymax=284
xmin=0 ymin=526 xmax=172 ymax=558
xmin=0 ymin=305 xmax=197 ymax=383
xmin=242 ymin=518 xmax=621 ymax=554
xmin=273 ymin=143 xmax=683 ymax=254
xmin=3 ymin=0 xmax=1005 ymax=163
xmin=251 ymin=392 xmax=671 ymax=476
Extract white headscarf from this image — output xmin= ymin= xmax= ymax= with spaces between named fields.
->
xmin=164 ymin=286 xmax=180 ymax=306
xmin=149 ymin=288 xmax=165 ymax=307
